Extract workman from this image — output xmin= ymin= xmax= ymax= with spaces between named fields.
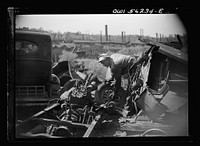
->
xmin=98 ymin=53 xmax=148 ymax=97
xmin=98 ymin=52 xmax=149 ymax=116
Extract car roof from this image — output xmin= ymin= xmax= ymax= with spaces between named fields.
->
xmin=16 ymin=30 xmax=51 ymax=37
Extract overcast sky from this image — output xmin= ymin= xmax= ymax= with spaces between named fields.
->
xmin=16 ymin=14 xmax=187 ymax=37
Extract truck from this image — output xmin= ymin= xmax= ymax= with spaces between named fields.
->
xmin=15 ymin=30 xmax=58 ymax=120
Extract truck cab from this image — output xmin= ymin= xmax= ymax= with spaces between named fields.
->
xmin=15 ymin=30 xmax=53 ymax=120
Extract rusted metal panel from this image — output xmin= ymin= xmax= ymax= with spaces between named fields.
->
xmin=139 ymin=37 xmax=188 ymax=64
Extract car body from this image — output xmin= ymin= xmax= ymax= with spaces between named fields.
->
xmin=15 ymin=30 xmax=53 ymax=119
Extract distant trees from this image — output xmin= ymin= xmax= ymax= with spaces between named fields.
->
xmin=76 ymin=58 xmax=107 ymax=80
xmin=17 ymin=27 xmax=182 ymax=46
xmin=16 ymin=27 xmax=135 ymax=44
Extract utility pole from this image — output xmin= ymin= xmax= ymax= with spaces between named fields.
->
xmin=121 ymin=31 xmax=124 ymax=42
xmin=140 ymin=28 xmax=144 ymax=36
xmin=160 ymin=33 xmax=162 ymax=41
xmin=82 ymin=34 xmax=85 ymax=40
xmin=100 ymin=31 xmax=102 ymax=43
xmin=156 ymin=33 xmax=158 ymax=41
xmin=124 ymin=31 xmax=126 ymax=42
xmin=105 ymin=25 xmax=108 ymax=41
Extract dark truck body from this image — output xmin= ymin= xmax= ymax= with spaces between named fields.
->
xmin=15 ymin=30 xmax=52 ymax=119
xmin=15 ymin=30 xmax=52 ymax=86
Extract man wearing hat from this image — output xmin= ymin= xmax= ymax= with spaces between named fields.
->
xmin=98 ymin=52 xmax=149 ymax=113
xmin=98 ymin=53 xmax=137 ymax=96
xmin=98 ymin=52 xmax=148 ymax=86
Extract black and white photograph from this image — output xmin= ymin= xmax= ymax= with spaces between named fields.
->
xmin=7 ymin=8 xmax=189 ymax=141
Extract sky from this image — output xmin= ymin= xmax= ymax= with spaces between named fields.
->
xmin=15 ymin=14 xmax=187 ymax=37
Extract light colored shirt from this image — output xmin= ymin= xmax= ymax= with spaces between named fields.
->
xmin=108 ymin=53 xmax=136 ymax=90
xmin=110 ymin=53 xmax=136 ymax=78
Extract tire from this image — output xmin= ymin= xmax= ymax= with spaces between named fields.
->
xmin=94 ymin=82 xmax=114 ymax=104
xmin=53 ymin=126 xmax=72 ymax=137
xmin=95 ymin=83 xmax=128 ymax=109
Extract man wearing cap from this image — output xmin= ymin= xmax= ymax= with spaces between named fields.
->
xmin=98 ymin=52 xmax=148 ymax=100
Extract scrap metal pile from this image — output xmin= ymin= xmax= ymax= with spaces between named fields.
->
xmin=15 ymin=45 xmax=172 ymax=138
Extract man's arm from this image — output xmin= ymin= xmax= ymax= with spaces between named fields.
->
xmin=105 ymin=67 xmax=113 ymax=81
xmin=60 ymin=87 xmax=75 ymax=101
